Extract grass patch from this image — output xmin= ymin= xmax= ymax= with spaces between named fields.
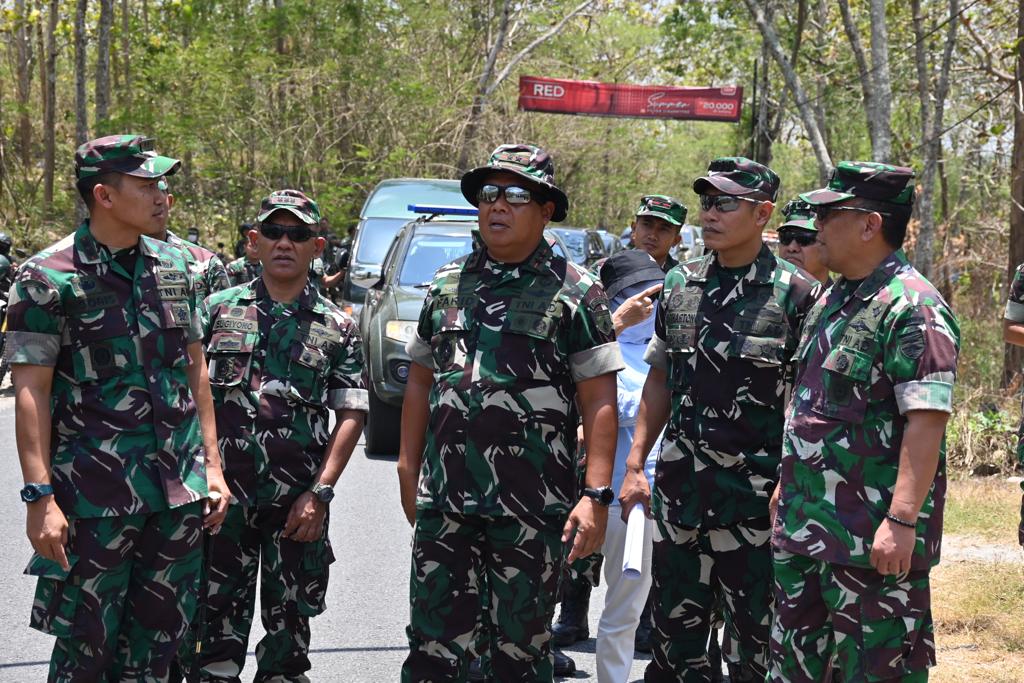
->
xmin=932 ymin=560 xmax=1024 ymax=682
xmin=943 ymin=477 xmax=1021 ymax=543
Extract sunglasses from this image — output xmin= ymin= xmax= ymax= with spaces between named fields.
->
xmin=812 ymin=205 xmax=891 ymax=224
xmin=477 ymin=184 xmax=542 ymax=206
xmin=699 ymin=194 xmax=762 ymax=213
xmin=259 ymin=222 xmax=316 ymax=243
xmin=778 ymin=231 xmax=817 ymax=247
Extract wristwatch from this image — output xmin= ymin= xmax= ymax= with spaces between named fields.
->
xmin=20 ymin=483 xmax=54 ymax=503
xmin=311 ymin=483 xmax=335 ymax=504
xmin=582 ymin=486 xmax=614 ymax=506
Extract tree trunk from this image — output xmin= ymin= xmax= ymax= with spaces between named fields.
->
xmin=15 ymin=0 xmax=33 ymax=168
xmin=911 ymin=0 xmax=959 ymax=280
xmin=120 ymin=0 xmax=131 ymax=111
xmin=95 ymin=0 xmax=114 ymax=129
xmin=43 ymin=0 xmax=59 ymax=213
xmin=456 ymin=0 xmax=511 ymax=174
xmin=75 ymin=0 xmax=89 ymax=145
xmin=867 ymin=0 xmax=892 ymax=161
xmin=742 ymin=0 xmax=832 ymax=183
xmin=1006 ymin=0 xmax=1024 ymax=387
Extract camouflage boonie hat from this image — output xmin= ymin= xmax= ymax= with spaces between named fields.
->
xmin=800 ymin=161 xmax=916 ymax=206
xmin=257 ymin=189 xmax=322 ymax=225
xmin=635 ymin=194 xmax=687 ymax=227
xmin=461 ymin=143 xmax=569 ymax=222
xmin=692 ymin=156 xmax=780 ymax=202
xmin=75 ymin=134 xmax=180 ymax=180
xmin=779 ymin=199 xmax=818 ymax=233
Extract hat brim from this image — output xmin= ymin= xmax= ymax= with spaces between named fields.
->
xmin=635 ymin=208 xmax=683 ymax=227
xmin=779 ymin=218 xmax=818 ymax=232
xmin=693 ymin=175 xmax=766 ymax=199
xmin=257 ymin=206 xmax=319 ymax=225
xmin=461 ymin=166 xmax=569 ymax=222
xmin=605 ymin=267 xmax=665 ymax=301
xmin=122 ymin=155 xmax=181 ymax=178
xmin=798 ymin=188 xmax=855 ymax=206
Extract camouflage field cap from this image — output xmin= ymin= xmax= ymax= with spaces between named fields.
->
xmin=800 ymin=161 xmax=916 ymax=206
xmin=75 ymin=134 xmax=180 ymax=180
xmin=692 ymin=156 xmax=780 ymax=202
xmin=779 ymin=199 xmax=818 ymax=233
xmin=635 ymin=194 xmax=687 ymax=227
xmin=257 ymin=189 xmax=322 ymax=225
xmin=461 ymin=143 xmax=569 ymax=222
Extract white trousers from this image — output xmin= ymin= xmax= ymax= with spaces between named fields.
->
xmin=595 ymin=507 xmax=654 ymax=683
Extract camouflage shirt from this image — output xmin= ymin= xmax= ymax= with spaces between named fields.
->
xmin=406 ymin=236 xmax=624 ymax=517
xmin=166 ymin=230 xmax=230 ymax=304
xmin=774 ymin=250 xmax=960 ymax=570
xmin=226 ymin=256 xmax=263 ymax=288
xmin=644 ymin=244 xmax=821 ymax=529
xmin=5 ymin=221 xmax=207 ymax=518
xmin=204 ymin=279 xmax=367 ymax=506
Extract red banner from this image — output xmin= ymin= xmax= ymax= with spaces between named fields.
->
xmin=518 ymin=76 xmax=743 ymax=123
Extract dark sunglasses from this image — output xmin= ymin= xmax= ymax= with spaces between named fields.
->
xmin=778 ymin=231 xmax=817 ymax=247
xmin=259 ymin=222 xmax=316 ymax=243
xmin=698 ymin=194 xmax=762 ymax=213
xmin=812 ymin=205 xmax=891 ymax=224
xmin=477 ymin=184 xmax=542 ymax=206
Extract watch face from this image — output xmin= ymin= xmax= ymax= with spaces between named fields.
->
xmin=316 ymin=486 xmax=335 ymax=503
xmin=20 ymin=486 xmax=39 ymax=503
xmin=599 ymin=487 xmax=615 ymax=505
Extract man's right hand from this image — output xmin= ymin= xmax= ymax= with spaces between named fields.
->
xmin=26 ymin=497 xmax=69 ymax=571
xmin=612 ymin=283 xmax=662 ymax=333
xmin=618 ymin=466 xmax=651 ymax=522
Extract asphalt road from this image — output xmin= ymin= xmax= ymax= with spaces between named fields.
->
xmin=0 ymin=392 xmax=651 ymax=682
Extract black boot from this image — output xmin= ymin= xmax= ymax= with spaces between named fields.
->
xmin=551 ymin=579 xmax=591 ymax=646
xmin=634 ymin=592 xmax=654 ymax=653
xmin=726 ymin=661 xmax=763 ymax=683
xmin=708 ymin=628 xmax=724 ymax=683
xmin=553 ymin=650 xmax=576 ymax=677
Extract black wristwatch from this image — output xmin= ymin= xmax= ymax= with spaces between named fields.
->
xmin=20 ymin=483 xmax=54 ymax=503
xmin=582 ymin=486 xmax=614 ymax=506
xmin=311 ymin=483 xmax=335 ymax=504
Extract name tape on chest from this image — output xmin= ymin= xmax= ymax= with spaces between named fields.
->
xmin=214 ymin=315 xmax=258 ymax=333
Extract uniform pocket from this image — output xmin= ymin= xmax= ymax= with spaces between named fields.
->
xmin=207 ymin=331 xmax=255 ymax=388
xmin=287 ymin=342 xmax=329 ymax=406
xmin=295 ymin=538 xmax=335 ymax=617
xmin=729 ymin=333 xmax=787 ymax=406
xmin=859 ymin=572 xmax=934 ymax=680
xmin=25 ymin=553 xmax=83 ymax=638
xmin=811 ymin=345 xmax=872 ymax=423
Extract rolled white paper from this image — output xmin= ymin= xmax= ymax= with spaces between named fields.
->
xmin=622 ymin=503 xmax=646 ymax=580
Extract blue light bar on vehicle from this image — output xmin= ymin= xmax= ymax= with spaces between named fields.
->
xmin=408 ymin=204 xmax=479 ymax=217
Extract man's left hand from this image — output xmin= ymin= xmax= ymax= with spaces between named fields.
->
xmin=870 ymin=518 xmax=916 ymax=575
xmin=283 ymin=491 xmax=327 ymax=543
xmin=562 ymin=497 xmax=608 ymax=563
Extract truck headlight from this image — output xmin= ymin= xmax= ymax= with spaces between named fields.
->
xmin=384 ymin=320 xmax=417 ymax=344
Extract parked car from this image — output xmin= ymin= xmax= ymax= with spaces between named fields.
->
xmin=671 ymin=224 xmax=705 ymax=262
xmin=547 ymin=227 xmax=607 ymax=270
xmin=596 ymin=229 xmax=624 ymax=257
xmin=341 ymin=178 xmax=473 ymax=318
xmin=359 ymin=215 xmax=579 ymax=454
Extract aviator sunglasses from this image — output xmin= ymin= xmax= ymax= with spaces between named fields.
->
xmin=259 ymin=222 xmax=316 ymax=243
xmin=778 ymin=230 xmax=817 ymax=247
xmin=698 ymin=194 xmax=762 ymax=213
xmin=477 ymin=184 xmax=544 ymax=206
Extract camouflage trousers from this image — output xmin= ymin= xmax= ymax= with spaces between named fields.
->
xmin=194 ymin=503 xmax=334 ymax=682
xmin=26 ymin=502 xmax=203 ymax=682
xmin=768 ymin=549 xmax=934 ymax=683
xmin=645 ymin=516 xmax=772 ymax=683
xmin=564 ymin=550 xmax=603 ymax=588
xmin=402 ymin=510 xmax=566 ymax=683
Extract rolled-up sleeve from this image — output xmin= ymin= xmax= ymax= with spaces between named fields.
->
xmin=884 ymin=303 xmax=960 ymax=415
xmin=4 ymin=272 xmax=63 ymax=366
xmin=327 ymin=321 xmax=369 ymax=412
xmin=568 ymin=282 xmax=624 ymax=381
xmin=1005 ymin=263 xmax=1024 ymax=322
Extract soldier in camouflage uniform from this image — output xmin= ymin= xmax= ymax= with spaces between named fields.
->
xmin=398 ymin=144 xmax=623 ymax=682
xmin=7 ymin=134 xmax=231 ymax=681
xmin=777 ymin=199 xmax=831 ymax=287
xmin=146 ymin=177 xmax=231 ymax=321
xmin=769 ymin=162 xmax=961 ymax=682
xmin=619 ymin=157 xmax=821 ymax=683
xmin=225 ymin=237 xmax=264 ymax=287
xmin=194 ymin=189 xmax=367 ymax=681
xmin=1005 ymin=262 xmax=1024 ymax=547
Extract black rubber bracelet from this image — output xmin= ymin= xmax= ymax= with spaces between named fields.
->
xmin=885 ymin=511 xmax=917 ymax=529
